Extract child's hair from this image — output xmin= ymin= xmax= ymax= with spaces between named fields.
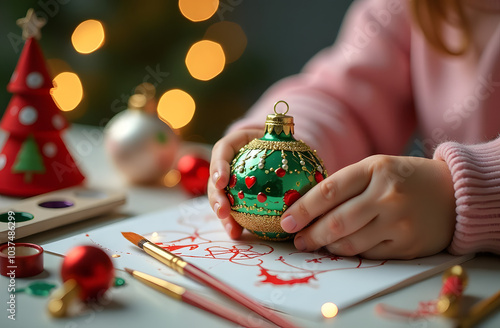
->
xmin=411 ymin=0 xmax=470 ymax=56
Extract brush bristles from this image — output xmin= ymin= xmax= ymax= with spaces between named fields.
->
xmin=121 ymin=232 xmax=146 ymax=247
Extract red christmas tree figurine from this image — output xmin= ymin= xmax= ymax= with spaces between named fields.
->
xmin=0 ymin=9 xmax=85 ymax=196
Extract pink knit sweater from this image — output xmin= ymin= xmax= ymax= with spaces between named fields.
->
xmin=229 ymin=0 xmax=500 ymax=255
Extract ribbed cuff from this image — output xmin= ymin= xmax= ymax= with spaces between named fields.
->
xmin=433 ymin=139 xmax=500 ymax=255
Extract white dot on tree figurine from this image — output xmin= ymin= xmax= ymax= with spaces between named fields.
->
xmin=10 ymin=71 xmax=17 ymax=83
xmin=52 ymin=115 xmax=65 ymax=130
xmin=0 ymin=154 xmax=6 ymax=171
xmin=19 ymin=106 xmax=38 ymax=125
xmin=26 ymin=72 xmax=43 ymax=88
xmin=43 ymin=142 xmax=57 ymax=158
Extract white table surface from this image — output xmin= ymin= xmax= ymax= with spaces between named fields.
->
xmin=1 ymin=125 xmax=499 ymax=328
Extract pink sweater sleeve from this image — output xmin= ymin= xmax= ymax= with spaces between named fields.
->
xmin=433 ymin=138 xmax=500 ymax=255
xmin=228 ymin=0 xmax=416 ymax=173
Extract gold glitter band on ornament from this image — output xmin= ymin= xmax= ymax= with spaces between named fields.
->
xmin=231 ymin=211 xmax=290 ymax=235
xmin=245 ymin=139 xmax=312 ymax=152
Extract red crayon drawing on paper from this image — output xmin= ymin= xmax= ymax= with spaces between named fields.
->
xmin=85 ymin=214 xmax=387 ymax=287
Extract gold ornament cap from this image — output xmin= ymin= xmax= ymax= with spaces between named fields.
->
xmin=265 ymin=100 xmax=294 ymax=136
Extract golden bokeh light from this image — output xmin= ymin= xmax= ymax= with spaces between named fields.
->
xmin=321 ymin=302 xmax=339 ymax=319
xmin=185 ymin=40 xmax=225 ymax=81
xmin=157 ymin=89 xmax=196 ymax=129
xmin=179 ymin=0 xmax=219 ymax=22
xmin=71 ymin=19 xmax=105 ymax=54
xmin=163 ymin=169 xmax=181 ymax=187
xmin=205 ymin=21 xmax=247 ymax=63
xmin=51 ymin=72 xmax=83 ymax=112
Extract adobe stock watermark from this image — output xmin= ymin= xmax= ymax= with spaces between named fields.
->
xmin=340 ymin=0 xmax=403 ymax=63
xmin=5 ymin=211 xmax=17 ymax=321
xmin=216 ymin=0 xmax=244 ymax=21
xmin=384 ymin=72 xmax=500 ymax=186
xmin=7 ymin=0 xmax=72 ymax=54
xmin=108 ymin=64 xmax=170 ymax=122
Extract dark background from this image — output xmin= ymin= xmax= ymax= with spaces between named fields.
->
xmin=0 ymin=0 xmax=353 ymax=144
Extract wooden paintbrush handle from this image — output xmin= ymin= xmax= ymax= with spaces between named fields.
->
xmin=183 ymin=264 xmax=299 ymax=328
xmin=182 ymin=290 xmax=272 ymax=328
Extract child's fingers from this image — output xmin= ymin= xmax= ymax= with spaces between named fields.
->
xmin=210 ymin=129 xmax=262 ymax=190
xmin=292 ymin=192 xmax=379 ymax=251
xmin=281 ymin=160 xmax=372 ymax=233
xmin=208 ymin=185 xmax=232 ymax=220
xmin=323 ymin=220 xmax=389 ymax=257
xmin=220 ymin=216 xmax=243 ymax=239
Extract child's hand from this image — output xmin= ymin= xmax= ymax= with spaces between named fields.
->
xmin=280 ymin=155 xmax=457 ymax=260
xmin=208 ymin=128 xmax=263 ymax=239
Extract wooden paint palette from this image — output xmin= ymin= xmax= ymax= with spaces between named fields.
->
xmin=0 ymin=187 xmax=126 ymax=243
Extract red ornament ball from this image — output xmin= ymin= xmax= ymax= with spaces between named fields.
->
xmin=177 ymin=154 xmax=210 ymax=196
xmin=60 ymin=245 xmax=115 ymax=301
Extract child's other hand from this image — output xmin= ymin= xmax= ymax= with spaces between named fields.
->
xmin=280 ymin=155 xmax=456 ymax=260
xmin=208 ymin=129 xmax=263 ymax=239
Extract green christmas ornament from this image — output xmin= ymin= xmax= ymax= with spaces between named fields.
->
xmin=226 ymin=101 xmax=328 ymax=241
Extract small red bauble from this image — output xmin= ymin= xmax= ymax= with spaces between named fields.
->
xmin=257 ymin=192 xmax=267 ymax=203
xmin=238 ymin=190 xmax=244 ymax=199
xmin=60 ymin=245 xmax=114 ymax=301
xmin=177 ymin=154 xmax=210 ymax=196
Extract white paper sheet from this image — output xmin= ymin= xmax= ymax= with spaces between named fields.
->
xmin=43 ymin=197 xmax=473 ymax=318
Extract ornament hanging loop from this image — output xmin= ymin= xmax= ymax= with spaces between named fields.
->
xmin=274 ymin=100 xmax=289 ymax=115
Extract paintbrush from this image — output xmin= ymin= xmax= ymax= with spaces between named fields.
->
xmin=125 ymin=268 xmax=273 ymax=328
xmin=457 ymin=289 xmax=500 ymax=328
xmin=122 ymin=232 xmax=299 ymax=328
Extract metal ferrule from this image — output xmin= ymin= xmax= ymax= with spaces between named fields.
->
xmin=132 ymin=270 xmax=185 ymax=300
xmin=143 ymin=241 xmax=187 ymax=275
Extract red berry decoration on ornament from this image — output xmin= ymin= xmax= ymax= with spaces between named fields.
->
xmin=229 ymin=174 xmax=237 ymax=188
xmin=284 ymin=189 xmax=301 ymax=207
xmin=226 ymin=101 xmax=327 ymax=241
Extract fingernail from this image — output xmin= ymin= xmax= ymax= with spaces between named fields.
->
xmin=214 ymin=203 xmax=221 ymax=218
xmin=295 ymin=236 xmax=306 ymax=251
xmin=225 ymin=223 xmax=232 ymax=236
xmin=213 ymin=172 xmax=220 ymax=184
xmin=281 ymin=215 xmax=297 ymax=232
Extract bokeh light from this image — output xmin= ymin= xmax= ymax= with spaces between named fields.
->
xmin=185 ymin=40 xmax=225 ymax=81
xmin=163 ymin=169 xmax=181 ymax=187
xmin=179 ymin=0 xmax=219 ymax=22
xmin=51 ymin=72 xmax=83 ymax=112
xmin=71 ymin=20 xmax=105 ymax=54
xmin=321 ymin=302 xmax=339 ymax=318
xmin=204 ymin=21 xmax=247 ymax=63
xmin=157 ymin=89 xmax=196 ymax=129
xmin=46 ymin=58 xmax=72 ymax=77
